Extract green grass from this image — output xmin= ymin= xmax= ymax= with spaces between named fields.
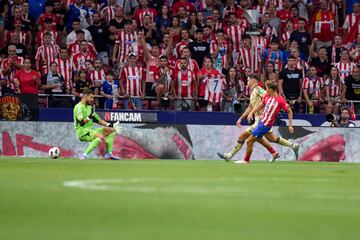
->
xmin=1 ymin=157 xmax=360 ymax=240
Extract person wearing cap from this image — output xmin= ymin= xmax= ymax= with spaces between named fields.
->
xmin=35 ymin=17 xmax=60 ymax=49
xmin=66 ymin=19 xmax=93 ymax=46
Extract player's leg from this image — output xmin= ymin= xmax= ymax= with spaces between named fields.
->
xmin=98 ymin=127 xmax=120 ymax=160
xmin=217 ymin=119 xmax=258 ymax=161
xmin=235 ymin=135 xmax=256 ymax=164
xmin=265 ymin=132 xmax=299 ymax=160
xmin=80 ymin=129 xmax=105 ymax=160
xmin=255 ymin=137 xmax=280 ymax=163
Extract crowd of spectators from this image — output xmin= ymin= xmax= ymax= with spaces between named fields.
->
xmin=0 ymin=0 xmax=359 ymax=117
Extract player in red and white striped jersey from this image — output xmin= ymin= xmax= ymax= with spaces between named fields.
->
xmin=335 ymin=49 xmax=357 ymax=80
xmin=100 ymin=0 xmax=117 ymax=25
xmin=325 ymin=67 xmax=344 ymax=114
xmin=67 ymin=30 xmax=97 ymax=56
xmin=241 ymin=80 xmax=294 ymax=163
xmin=302 ymin=66 xmax=325 ymax=113
xmin=72 ymin=40 xmax=96 ymax=71
xmin=172 ymin=57 xmax=198 ymax=111
xmin=201 ymin=57 xmax=226 ymax=111
xmin=119 ymin=52 xmax=146 ymax=109
xmin=133 ymin=0 xmax=157 ymax=27
xmin=55 ymin=48 xmax=74 ymax=92
xmin=1 ymin=45 xmax=24 ymax=93
xmin=112 ymin=19 xmax=137 ymax=65
xmin=35 ymin=32 xmax=60 ymax=75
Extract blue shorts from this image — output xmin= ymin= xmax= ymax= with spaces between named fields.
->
xmin=251 ymin=120 xmax=271 ymax=139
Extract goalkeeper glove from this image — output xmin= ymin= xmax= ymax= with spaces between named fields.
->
xmin=113 ymin=121 xmax=123 ymax=134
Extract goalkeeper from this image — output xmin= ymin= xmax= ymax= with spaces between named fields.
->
xmin=73 ymin=88 xmax=122 ymax=160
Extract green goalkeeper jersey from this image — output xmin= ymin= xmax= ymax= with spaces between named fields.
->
xmin=73 ymin=102 xmax=101 ymax=135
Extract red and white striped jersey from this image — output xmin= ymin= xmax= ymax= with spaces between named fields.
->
xmin=115 ymin=30 xmax=137 ymax=63
xmin=173 ymin=69 xmax=196 ymax=98
xmin=328 ymin=0 xmax=339 ymax=15
xmin=281 ymin=31 xmax=291 ymax=45
xmin=253 ymin=36 xmax=268 ymax=73
xmin=237 ymin=47 xmax=252 ymax=71
xmin=120 ymin=66 xmax=145 ymax=97
xmin=101 ymin=5 xmax=116 ymax=25
xmin=343 ymin=13 xmax=360 ymax=34
xmin=36 ymin=30 xmax=60 ymax=47
xmin=210 ymin=40 xmax=230 ymax=72
xmin=268 ymin=0 xmax=284 ymax=10
xmin=325 ymin=77 xmax=344 ymax=98
xmin=256 ymin=5 xmax=267 ymax=23
xmin=214 ymin=21 xmax=225 ymax=31
xmin=174 ymin=58 xmax=200 ymax=74
xmin=72 ymin=51 xmax=96 ymax=71
xmin=225 ymin=25 xmax=243 ymax=52
xmin=133 ymin=8 xmax=157 ymax=27
xmin=55 ymin=58 xmax=73 ymax=90
xmin=335 ymin=61 xmax=356 ymax=80
xmin=35 ymin=44 xmax=60 ymax=75
xmin=1 ymin=56 xmax=24 ymax=90
xmin=68 ymin=41 xmax=97 ymax=56
xmin=350 ymin=46 xmax=360 ymax=64
xmin=174 ymin=40 xmax=192 ymax=58
xmin=6 ymin=31 xmax=29 ymax=45
xmin=302 ymin=76 xmax=324 ymax=100
xmin=204 ymin=69 xmax=225 ymax=103
xmin=89 ymin=69 xmax=106 ymax=85
xmin=261 ymin=94 xmax=289 ymax=127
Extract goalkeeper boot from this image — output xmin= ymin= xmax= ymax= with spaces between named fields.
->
xmin=292 ymin=143 xmax=299 ymax=160
xmin=80 ymin=153 xmax=89 ymax=160
xmin=104 ymin=152 xmax=120 ymax=160
xmin=270 ymin=152 xmax=280 ymax=163
xmin=217 ymin=152 xmax=231 ymax=162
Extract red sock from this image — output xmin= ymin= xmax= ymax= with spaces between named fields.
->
xmin=266 ymin=146 xmax=276 ymax=155
xmin=244 ymin=154 xmax=251 ymax=162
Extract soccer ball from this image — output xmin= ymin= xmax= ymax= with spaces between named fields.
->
xmin=49 ymin=147 xmax=61 ymax=159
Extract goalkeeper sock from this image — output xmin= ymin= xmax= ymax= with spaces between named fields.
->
xmin=84 ymin=138 xmax=102 ymax=155
xmin=228 ymin=141 xmax=244 ymax=158
xmin=276 ymin=137 xmax=293 ymax=148
xmin=105 ymin=132 xmax=116 ymax=153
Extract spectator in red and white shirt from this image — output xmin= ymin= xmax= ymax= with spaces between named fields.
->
xmin=262 ymin=12 xmax=278 ymax=44
xmin=335 ymin=48 xmax=357 ymax=80
xmin=155 ymin=55 xmax=173 ymax=109
xmin=349 ymin=35 xmax=360 ymax=64
xmin=326 ymin=35 xmax=343 ymax=64
xmin=72 ymin=40 xmax=96 ymax=71
xmin=200 ymin=56 xmax=226 ymax=112
xmin=1 ymin=45 xmax=24 ymax=94
xmin=55 ymin=47 xmax=74 ymax=93
xmin=68 ymin=30 xmax=97 ymax=56
xmin=172 ymin=0 xmax=195 ymax=17
xmin=302 ymin=66 xmax=325 ymax=113
xmin=37 ymin=1 xmax=58 ymax=31
xmin=35 ymin=18 xmax=60 ymax=49
xmin=276 ymin=0 xmax=291 ymax=34
xmin=172 ymin=57 xmax=198 ymax=111
xmin=101 ymin=0 xmax=117 ymax=25
xmin=222 ymin=0 xmax=243 ymax=20
xmin=325 ymin=66 xmax=344 ymax=114
xmin=174 ymin=29 xmax=193 ymax=58
xmin=119 ymin=52 xmax=146 ymax=110
xmin=134 ymin=0 xmax=157 ymax=27
xmin=225 ymin=12 xmax=243 ymax=59
xmin=210 ymin=30 xmax=231 ymax=74
xmin=112 ymin=19 xmax=137 ymax=67
xmin=343 ymin=3 xmax=360 ymax=45
xmin=236 ymin=34 xmax=252 ymax=73
xmin=6 ymin=20 xmax=30 ymax=47
xmin=35 ymin=32 xmax=60 ymax=75
xmin=281 ymin=19 xmax=294 ymax=50
xmin=311 ymin=0 xmax=336 ymax=48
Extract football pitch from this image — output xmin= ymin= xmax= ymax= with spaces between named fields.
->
xmin=1 ymin=158 xmax=360 ymax=240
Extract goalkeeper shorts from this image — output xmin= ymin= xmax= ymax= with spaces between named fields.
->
xmin=77 ymin=127 xmax=104 ymax=142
